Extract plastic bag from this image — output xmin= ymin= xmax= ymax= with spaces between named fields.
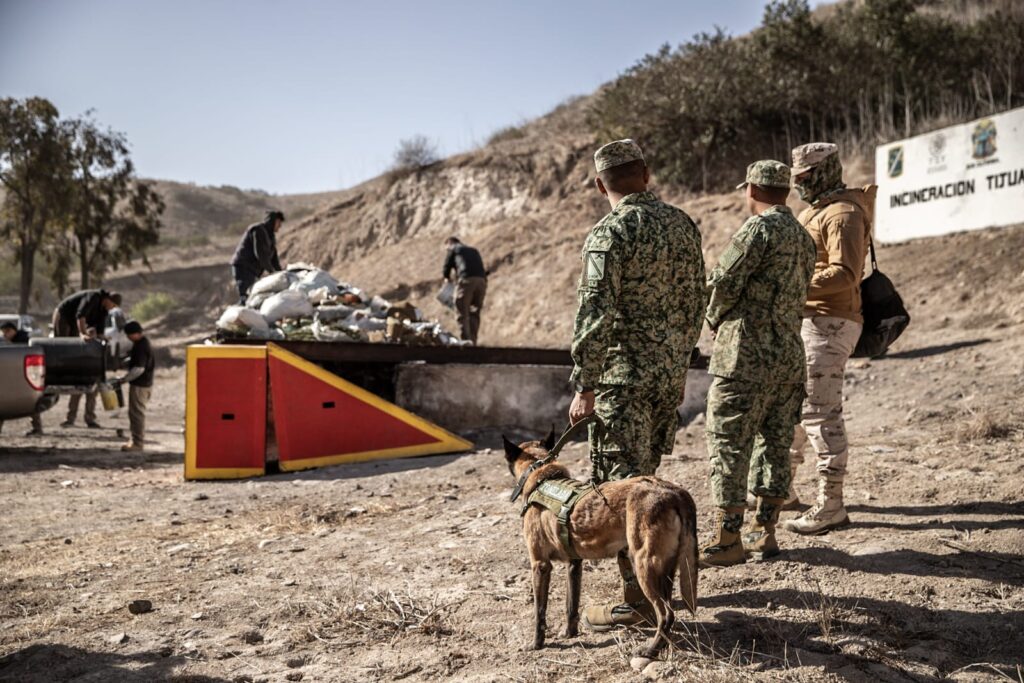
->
xmin=314 ymin=305 xmax=357 ymax=323
xmin=436 ymin=281 xmax=455 ymax=309
xmin=250 ymin=271 xmax=296 ymax=296
xmin=217 ymin=305 xmax=271 ymax=336
xmin=297 ymin=268 xmax=339 ymax=293
xmin=260 ymin=290 xmax=314 ymax=323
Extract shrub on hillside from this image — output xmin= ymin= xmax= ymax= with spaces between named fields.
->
xmin=589 ymin=0 xmax=1024 ymax=192
xmin=391 ymin=135 xmax=439 ymax=172
xmin=132 ymin=292 xmax=176 ymax=322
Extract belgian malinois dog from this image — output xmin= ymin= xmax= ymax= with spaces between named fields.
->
xmin=502 ymin=432 xmax=698 ymax=660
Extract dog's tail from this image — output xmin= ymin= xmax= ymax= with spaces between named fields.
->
xmin=675 ymin=491 xmax=698 ymax=615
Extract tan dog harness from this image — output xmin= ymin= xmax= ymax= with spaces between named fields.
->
xmin=521 ymin=478 xmax=599 ymax=560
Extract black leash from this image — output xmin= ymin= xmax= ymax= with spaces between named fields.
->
xmin=509 ymin=415 xmax=603 ymax=503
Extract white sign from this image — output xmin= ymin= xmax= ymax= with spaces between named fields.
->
xmin=874 ymin=106 xmax=1024 ymax=242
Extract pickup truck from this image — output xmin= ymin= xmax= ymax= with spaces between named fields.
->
xmin=0 ymin=336 xmax=108 ymax=421
xmin=0 ymin=345 xmax=48 ymax=419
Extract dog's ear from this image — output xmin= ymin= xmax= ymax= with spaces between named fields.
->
xmin=502 ymin=435 xmax=523 ymax=461
xmin=542 ymin=425 xmax=556 ymax=452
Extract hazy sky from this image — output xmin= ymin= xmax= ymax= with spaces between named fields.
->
xmin=1 ymin=1 xmax=776 ymax=194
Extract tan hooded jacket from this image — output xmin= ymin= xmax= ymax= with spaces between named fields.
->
xmin=796 ymin=185 xmax=877 ymax=324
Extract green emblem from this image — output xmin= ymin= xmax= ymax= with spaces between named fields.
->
xmin=586 ymin=251 xmax=606 ymax=282
xmin=887 ymin=146 xmax=903 ymax=178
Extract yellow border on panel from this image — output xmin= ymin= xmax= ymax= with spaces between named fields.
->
xmin=184 ymin=345 xmax=267 ymax=480
xmin=266 ymin=343 xmax=473 ymax=472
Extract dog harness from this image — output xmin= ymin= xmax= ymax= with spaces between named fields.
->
xmin=520 ymin=478 xmax=598 ymax=560
xmin=509 ymin=416 xmax=606 ymax=561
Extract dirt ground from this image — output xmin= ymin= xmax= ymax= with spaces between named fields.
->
xmin=1 ymin=299 xmax=1023 ymax=683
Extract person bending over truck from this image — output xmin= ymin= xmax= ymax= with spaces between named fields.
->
xmin=110 ymin=321 xmax=154 ymax=452
xmin=231 ymin=210 xmax=285 ymax=304
xmin=52 ymin=289 xmax=122 ymax=428
xmin=0 ymin=322 xmax=44 ymax=436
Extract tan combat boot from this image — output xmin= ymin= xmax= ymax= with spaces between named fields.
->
xmin=782 ymin=478 xmax=849 ymax=535
xmin=782 ymin=464 xmax=801 ymax=511
xmin=699 ymin=507 xmax=746 ymax=567
xmin=742 ymin=496 xmax=784 ymax=560
xmin=581 ymin=552 xmax=656 ymax=632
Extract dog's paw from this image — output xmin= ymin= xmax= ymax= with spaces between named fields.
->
xmin=561 ymin=627 xmax=578 ymax=639
xmin=525 ymin=640 xmax=544 ymax=651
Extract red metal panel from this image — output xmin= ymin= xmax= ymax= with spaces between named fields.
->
xmin=193 ymin=356 xmax=266 ymax=472
xmin=269 ymin=353 xmax=435 ymax=462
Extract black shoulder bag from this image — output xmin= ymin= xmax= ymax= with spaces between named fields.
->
xmin=853 ymin=237 xmax=910 ymax=358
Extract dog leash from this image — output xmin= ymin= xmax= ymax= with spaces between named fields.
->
xmin=509 ymin=414 xmax=603 ymax=503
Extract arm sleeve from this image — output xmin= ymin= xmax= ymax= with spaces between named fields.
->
xmin=809 ymin=210 xmax=864 ymax=297
xmin=254 ymin=226 xmax=273 ymax=273
xmin=569 ymin=230 xmax=624 ymax=388
xmin=75 ymin=293 xmax=95 ymax=319
xmin=442 ymin=250 xmax=455 ymax=280
xmin=121 ymin=366 xmax=145 ymax=383
xmin=705 ymin=224 xmax=766 ymax=329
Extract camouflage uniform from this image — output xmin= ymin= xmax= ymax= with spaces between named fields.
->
xmin=705 ymin=161 xmax=816 ymax=513
xmin=571 ymin=140 xmax=706 ymax=483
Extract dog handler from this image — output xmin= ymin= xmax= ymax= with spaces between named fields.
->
xmin=568 ymin=139 xmax=706 ymax=630
xmin=700 ymin=161 xmax=816 ymax=566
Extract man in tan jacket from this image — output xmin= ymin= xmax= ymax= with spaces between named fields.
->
xmin=784 ymin=142 xmax=874 ymax=535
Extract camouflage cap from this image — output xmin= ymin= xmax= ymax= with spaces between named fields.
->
xmin=594 ymin=139 xmax=645 ymax=173
xmin=736 ymin=160 xmax=791 ymax=190
xmin=791 ymin=142 xmax=839 ymax=174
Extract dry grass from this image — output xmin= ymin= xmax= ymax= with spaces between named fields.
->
xmin=953 ymin=409 xmax=1018 ymax=442
xmin=278 ymin=581 xmax=462 ymax=647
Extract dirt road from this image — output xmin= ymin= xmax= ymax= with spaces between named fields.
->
xmin=1 ymin=314 xmax=1022 ymax=683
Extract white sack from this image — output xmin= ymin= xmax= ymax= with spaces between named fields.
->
xmin=250 ymin=271 xmax=296 ymax=296
xmin=260 ymin=290 xmax=314 ymax=323
xmin=217 ymin=305 xmax=271 ymax=335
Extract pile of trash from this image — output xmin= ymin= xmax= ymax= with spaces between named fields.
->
xmin=216 ymin=263 xmax=469 ymax=346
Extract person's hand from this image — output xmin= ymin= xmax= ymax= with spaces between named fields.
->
xmin=709 ymin=328 xmax=717 ymax=341
xmin=569 ymin=391 xmax=595 ymax=425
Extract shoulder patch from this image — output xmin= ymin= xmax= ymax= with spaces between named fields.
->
xmin=586 ymin=251 xmax=606 ymax=282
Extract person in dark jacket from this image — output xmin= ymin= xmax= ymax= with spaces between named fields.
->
xmin=231 ymin=210 xmax=285 ymax=303
xmin=53 ymin=289 xmax=122 ymax=339
xmin=111 ymin=320 xmax=155 ymax=452
xmin=442 ymin=237 xmax=487 ymax=344
xmin=52 ymin=289 xmax=121 ymax=428
xmin=1 ymin=322 xmax=43 ymax=436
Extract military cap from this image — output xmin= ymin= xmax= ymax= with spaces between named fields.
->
xmin=594 ymin=139 xmax=644 ymax=173
xmin=791 ymin=142 xmax=839 ymax=174
xmin=736 ymin=160 xmax=791 ymax=190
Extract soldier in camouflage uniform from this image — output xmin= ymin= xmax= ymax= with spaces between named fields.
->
xmin=568 ymin=139 xmax=706 ymax=630
xmin=700 ymin=161 xmax=816 ymax=567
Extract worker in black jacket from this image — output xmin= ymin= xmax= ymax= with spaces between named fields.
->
xmin=442 ymin=237 xmax=487 ymax=344
xmin=52 ymin=289 xmax=121 ymax=428
xmin=110 ymin=320 xmax=155 ymax=452
xmin=231 ymin=210 xmax=285 ymax=303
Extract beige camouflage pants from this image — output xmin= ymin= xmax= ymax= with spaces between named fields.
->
xmin=790 ymin=316 xmax=862 ymax=480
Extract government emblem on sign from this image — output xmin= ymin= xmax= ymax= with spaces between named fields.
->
xmin=971 ymin=119 xmax=997 ymax=159
xmin=887 ymin=146 xmax=904 ymax=178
